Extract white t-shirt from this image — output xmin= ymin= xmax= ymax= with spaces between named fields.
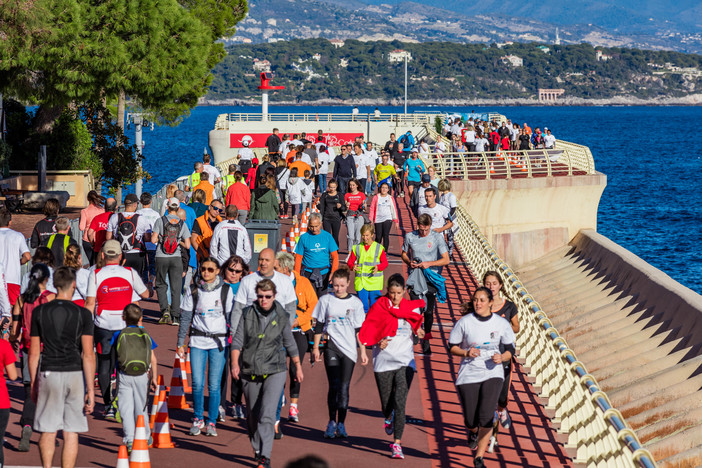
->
xmin=474 ymin=137 xmax=488 ymax=152
xmin=440 ymin=192 xmax=457 ymax=212
xmin=234 ymin=270 xmax=297 ymax=309
xmin=87 ymin=264 xmax=147 ymax=330
xmin=372 ymin=297 xmax=422 ymax=372
xmin=463 ymin=130 xmax=476 ymax=143
xmin=354 ymin=153 xmax=369 ymax=179
xmin=312 ymin=293 xmax=365 ymax=362
xmin=71 ymin=268 xmax=91 ymax=301
xmin=181 ymin=284 xmax=235 ymax=350
xmin=106 ymin=212 xmax=150 ymax=254
xmin=0 ymin=228 xmax=29 ymax=285
xmin=374 ymin=195 xmax=395 ymax=223
xmin=544 ymin=134 xmax=556 ymax=148
xmin=317 ymin=151 xmax=331 ymax=174
xmin=366 ymin=149 xmax=379 ymax=171
xmin=238 ymin=147 xmax=254 ymax=161
xmin=210 ymin=219 xmax=252 ymax=265
xmin=136 ymin=207 xmax=160 ymax=251
xmin=418 ymin=203 xmax=451 ymax=231
xmin=435 ymin=140 xmax=446 ymax=154
xmin=449 ymin=313 xmax=515 ymax=385
xmin=203 ymin=164 xmax=222 ymax=182
xmin=0 ymin=270 xmax=11 ymax=317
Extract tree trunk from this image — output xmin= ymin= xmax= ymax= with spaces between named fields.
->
xmin=33 ymin=105 xmax=63 ymax=135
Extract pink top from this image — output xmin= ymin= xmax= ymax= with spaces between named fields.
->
xmin=79 ymin=203 xmax=105 ymax=241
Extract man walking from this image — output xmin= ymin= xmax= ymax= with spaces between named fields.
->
xmin=29 ymin=267 xmax=95 ymax=468
xmin=332 ymin=146 xmax=356 ymax=198
xmin=0 ymin=207 xmax=31 ymax=306
xmin=293 ymin=213 xmax=339 ymax=297
xmin=210 ymin=204 xmax=252 ymax=266
xmin=106 ymin=193 xmax=149 ymax=275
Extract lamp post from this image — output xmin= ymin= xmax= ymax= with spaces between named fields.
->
xmin=127 ymin=113 xmax=149 ymax=198
xmin=404 ymin=55 xmax=408 ymax=115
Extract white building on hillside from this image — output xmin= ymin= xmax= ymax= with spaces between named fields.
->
xmin=502 ymin=55 xmax=523 ymax=67
xmin=253 ymin=59 xmax=271 ymax=72
xmin=388 ymin=49 xmax=412 ymax=63
xmin=330 ymin=39 xmax=345 ymax=48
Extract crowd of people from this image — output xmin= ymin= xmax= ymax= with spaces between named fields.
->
xmin=0 ymin=120 xmax=522 ymax=468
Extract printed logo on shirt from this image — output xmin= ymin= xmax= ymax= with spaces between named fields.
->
xmin=490 ymin=331 xmax=496 ymax=339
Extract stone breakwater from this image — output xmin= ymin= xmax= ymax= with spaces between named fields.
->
xmin=199 ymin=93 xmax=702 ymax=107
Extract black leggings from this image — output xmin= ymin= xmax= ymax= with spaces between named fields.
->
xmin=323 ymin=217 xmax=342 ymax=250
xmin=323 ymin=340 xmax=355 ymax=423
xmin=95 ymin=326 xmax=116 ymax=406
xmin=222 ymin=347 xmax=244 ymax=406
xmin=410 ymin=288 xmax=437 ymax=336
xmin=0 ymin=408 xmax=8 ymax=465
xmin=457 ymin=378 xmax=503 ymax=429
xmin=498 ymin=361 xmax=513 ymax=409
xmin=289 ymin=330 xmax=309 ymax=399
xmin=82 ymin=240 xmax=95 ymax=265
xmin=279 ymin=189 xmax=288 ymax=216
xmin=393 ymin=172 xmax=404 ymax=197
xmin=375 ymin=220 xmax=393 ymax=253
xmin=375 ymin=367 xmax=409 ymax=439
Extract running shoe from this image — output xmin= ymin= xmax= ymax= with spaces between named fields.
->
xmin=158 ymin=312 xmax=172 ymax=325
xmin=474 ymin=456 xmax=485 ymax=468
xmin=18 ymin=425 xmax=32 ymax=452
xmin=499 ymin=409 xmax=511 ymax=429
xmin=384 ymin=410 xmax=394 ymax=436
xmin=390 ymin=443 xmax=404 ymax=459
xmin=335 ymin=422 xmax=348 ymax=438
xmin=323 ymin=420 xmax=337 ymax=439
xmin=235 ymin=404 xmax=247 ymax=419
xmin=189 ymin=418 xmax=205 ymax=436
xmin=274 ymin=421 xmax=283 ymax=439
xmin=257 ymin=456 xmax=271 ymax=468
xmin=104 ymin=405 xmax=118 ymax=421
xmin=468 ymin=429 xmax=479 ymax=449
xmin=217 ymin=405 xmax=226 ymax=422
xmin=420 ymin=339 xmax=432 ymax=355
xmin=205 ymin=422 xmax=218 ymax=437
xmin=171 ymin=317 xmax=180 ymax=326
xmin=288 ymin=404 xmax=299 ymax=422
xmin=126 ymin=440 xmax=133 ymax=454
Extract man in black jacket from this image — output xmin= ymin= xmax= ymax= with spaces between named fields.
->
xmin=332 ymin=146 xmax=356 ymax=198
xmin=265 ymin=128 xmax=282 ymax=160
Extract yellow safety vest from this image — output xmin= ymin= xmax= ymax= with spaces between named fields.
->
xmin=221 ymin=174 xmax=236 ymax=194
xmin=47 ymin=234 xmax=70 ymax=252
xmin=353 ymin=241 xmax=384 ymax=291
xmin=187 ymin=172 xmax=201 ymax=189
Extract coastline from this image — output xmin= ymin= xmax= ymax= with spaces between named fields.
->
xmin=199 ymin=94 xmax=702 ymax=107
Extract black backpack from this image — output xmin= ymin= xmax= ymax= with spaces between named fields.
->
xmin=399 ymin=133 xmax=410 ymax=148
xmin=160 ymin=216 xmax=183 ymax=255
xmin=115 ymin=327 xmax=152 ymax=376
xmin=117 ymin=213 xmax=142 ymax=252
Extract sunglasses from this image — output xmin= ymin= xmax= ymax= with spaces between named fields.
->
xmin=228 ymin=267 xmax=243 ymax=274
xmin=256 ymin=294 xmax=274 ymax=300
xmin=210 ymin=206 xmax=224 ymax=213
xmin=200 ymin=266 xmax=217 ymax=273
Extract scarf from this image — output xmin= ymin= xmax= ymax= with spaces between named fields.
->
xmin=359 ymin=296 xmax=425 ymax=347
xmin=197 ymin=275 xmax=223 ymax=293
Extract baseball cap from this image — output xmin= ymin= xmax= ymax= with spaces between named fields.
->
xmin=411 ymin=148 xmax=418 ymax=153
xmin=124 ymin=193 xmax=139 ymax=204
xmin=102 ymin=239 xmax=122 ymax=256
xmin=421 ymin=174 xmax=431 ymax=183
xmin=167 ymin=197 xmax=180 ymax=208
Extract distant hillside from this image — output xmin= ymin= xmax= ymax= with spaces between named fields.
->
xmin=227 ymin=0 xmax=702 ymax=54
xmin=207 ymin=39 xmax=702 ymax=103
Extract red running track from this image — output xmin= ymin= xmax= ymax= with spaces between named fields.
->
xmin=5 ymin=194 xmax=572 ymax=468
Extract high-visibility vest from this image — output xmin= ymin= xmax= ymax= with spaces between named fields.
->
xmin=47 ymin=234 xmax=70 ymax=252
xmin=353 ymin=241 xmax=384 ymax=291
xmin=187 ymin=172 xmax=201 ymax=189
xmin=222 ymin=174 xmax=237 ymax=194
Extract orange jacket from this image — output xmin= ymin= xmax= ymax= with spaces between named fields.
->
xmin=225 ymin=182 xmax=251 ymax=211
xmin=293 ymin=273 xmax=318 ymax=332
xmin=193 ymin=180 xmax=215 ymax=205
xmin=289 ymin=160 xmax=311 ymax=177
xmin=193 ymin=214 xmax=221 ymax=261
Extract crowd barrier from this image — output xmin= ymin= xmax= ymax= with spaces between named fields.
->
xmin=452 ymin=205 xmax=656 ymax=468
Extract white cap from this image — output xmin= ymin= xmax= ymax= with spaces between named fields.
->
xmin=241 ymin=135 xmax=253 ymax=147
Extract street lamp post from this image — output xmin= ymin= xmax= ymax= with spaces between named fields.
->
xmin=404 ymin=55 xmax=408 ymax=115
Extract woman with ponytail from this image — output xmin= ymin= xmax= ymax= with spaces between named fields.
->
xmin=64 ymin=244 xmax=90 ymax=308
xmin=9 ymin=263 xmax=55 ymax=452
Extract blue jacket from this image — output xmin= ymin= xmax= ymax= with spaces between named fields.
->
xmin=406 ymin=267 xmax=447 ymax=304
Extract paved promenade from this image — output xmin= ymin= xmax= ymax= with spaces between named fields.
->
xmin=6 ymin=198 xmax=571 ymax=467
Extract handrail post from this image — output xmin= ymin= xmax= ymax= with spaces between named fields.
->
xmin=505 ymin=152 xmax=512 ymax=180
xmin=544 ymin=149 xmax=552 ymax=177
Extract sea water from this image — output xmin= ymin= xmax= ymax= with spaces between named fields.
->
xmin=134 ymin=105 xmax=702 ymax=294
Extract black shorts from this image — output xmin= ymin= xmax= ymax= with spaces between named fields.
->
xmin=407 ymin=181 xmax=421 ymax=189
xmin=94 ymin=326 xmax=115 ymax=356
xmin=457 ymin=378 xmax=503 ymax=429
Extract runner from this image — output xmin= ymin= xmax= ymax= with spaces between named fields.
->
xmin=29 ymin=198 xmax=60 ymax=249
xmin=106 ymin=193 xmax=149 ymax=274
xmin=448 ymin=287 xmax=515 ymax=468
xmin=0 ymin=325 xmax=17 ymax=466
xmin=294 ymin=212 xmax=339 ymax=297
xmin=0 ymin=207 xmax=32 ymax=306
xmin=359 ymin=274 xmax=424 ymax=459
xmin=317 ymin=179 xmax=344 ymax=248
xmin=344 ymin=179 xmax=366 ymax=253
xmin=79 ymin=190 xmax=105 ymax=265
xmin=368 ymin=182 xmax=399 ymax=252
xmin=347 ymin=224 xmax=388 ymax=313
xmin=231 ymin=279 xmax=303 ymax=468
xmin=87 ymin=197 xmax=117 ymax=266
xmin=402 ymin=149 xmax=426 ymax=200
xmin=311 ymin=268 xmax=368 ymax=439
xmin=482 ymin=271 xmax=520 ymax=430
xmin=178 ymin=257 xmax=234 ymax=437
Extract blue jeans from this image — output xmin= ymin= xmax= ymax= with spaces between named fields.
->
xmin=357 ymin=288 xmax=382 ymax=314
xmin=318 ymin=174 xmax=327 ymax=193
xmin=190 ymin=346 xmax=226 ymax=425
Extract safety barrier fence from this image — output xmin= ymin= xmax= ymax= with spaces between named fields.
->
xmin=452 ymin=205 xmax=656 ymax=468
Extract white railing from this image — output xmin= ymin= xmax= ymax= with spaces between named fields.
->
xmin=221 ymin=113 xmax=435 ymax=125
xmin=453 ymin=206 xmax=656 ymax=468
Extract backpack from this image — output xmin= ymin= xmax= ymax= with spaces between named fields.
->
xmin=117 ymin=213 xmax=142 ymax=252
xmin=399 ymin=133 xmax=410 ymax=149
xmin=115 ymin=327 xmax=152 ymax=376
xmin=20 ymin=290 xmax=52 ymax=349
xmin=160 ymin=216 xmax=183 ymax=255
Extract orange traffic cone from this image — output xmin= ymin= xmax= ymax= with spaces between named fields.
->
xmin=168 ymin=355 xmax=189 ymax=409
xmin=152 ymin=387 xmax=176 ymax=449
xmin=116 ymin=444 xmax=130 ymax=468
xmin=129 ymin=415 xmax=151 ymax=467
xmin=281 ymin=237 xmax=287 ymax=252
xmin=180 ymin=354 xmax=191 ymax=394
xmin=489 ymin=162 xmax=495 ymax=174
xmin=149 ymin=375 xmax=166 ymax=430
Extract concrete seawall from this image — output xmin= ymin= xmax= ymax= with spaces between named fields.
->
xmin=453 ymin=173 xmax=607 ymax=268
xmin=518 ymin=229 xmax=702 ymax=467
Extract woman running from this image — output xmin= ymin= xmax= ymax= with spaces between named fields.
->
xmin=359 ymin=274 xmax=424 ymax=459
xmin=318 ymin=179 xmax=344 ymax=248
xmin=449 ymin=287 xmax=515 ymax=468
xmin=344 ymin=178 xmax=366 ymax=252
xmin=368 ymin=182 xmax=399 ymax=253
xmin=312 ymin=267 xmax=367 ymax=439
xmin=347 ymin=224 xmax=388 ymax=313
xmin=220 ymin=255 xmax=250 ymax=421
xmin=482 ymin=271 xmax=519 ymax=429
xmin=178 ymin=257 xmax=234 ymax=437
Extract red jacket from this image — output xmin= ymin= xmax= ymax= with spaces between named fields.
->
xmin=225 ymin=182 xmax=251 ymax=211
xmin=359 ymin=296 xmax=424 ymax=347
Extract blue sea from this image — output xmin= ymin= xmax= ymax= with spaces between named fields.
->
xmin=131 ymin=105 xmax=702 ymax=294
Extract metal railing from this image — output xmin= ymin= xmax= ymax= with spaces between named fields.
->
xmin=452 ymin=205 xmax=656 ymax=468
xmin=218 ymin=113 xmax=435 ymax=126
